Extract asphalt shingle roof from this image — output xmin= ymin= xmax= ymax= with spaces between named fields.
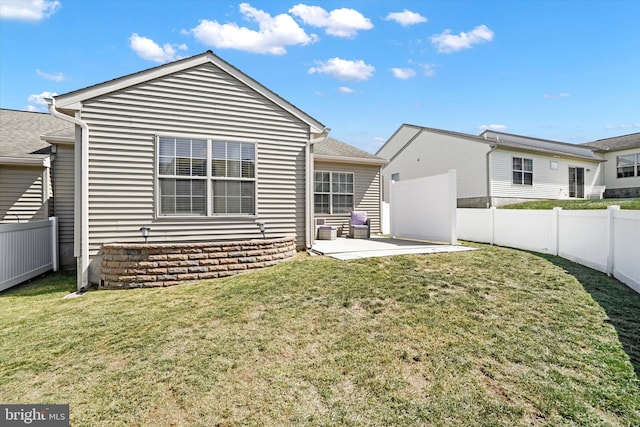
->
xmin=314 ymin=137 xmax=386 ymax=163
xmin=0 ymin=109 xmax=74 ymax=159
xmin=581 ymin=133 xmax=640 ymax=151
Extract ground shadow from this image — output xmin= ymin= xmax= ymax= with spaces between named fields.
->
xmin=536 ymin=253 xmax=640 ymax=378
xmin=0 ymin=270 xmax=76 ymax=298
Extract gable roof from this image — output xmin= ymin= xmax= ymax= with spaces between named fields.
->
xmin=314 ymin=137 xmax=387 ymax=165
xmin=54 ymin=51 xmax=326 ymax=134
xmin=581 ymin=132 xmax=640 ymax=151
xmin=0 ymin=109 xmax=74 ymax=164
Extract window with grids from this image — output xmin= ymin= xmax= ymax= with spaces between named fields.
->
xmin=314 ymin=171 xmax=354 ymax=214
xmin=616 ymin=153 xmax=640 ymax=178
xmin=157 ymin=137 xmax=256 ymax=216
xmin=512 ymin=157 xmax=533 ymax=185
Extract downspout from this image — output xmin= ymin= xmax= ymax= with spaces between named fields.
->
xmin=485 ymin=143 xmax=498 ymax=208
xmin=47 ymin=98 xmax=89 ymax=292
xmin=305 ymin=128 xmax=330 ymax=248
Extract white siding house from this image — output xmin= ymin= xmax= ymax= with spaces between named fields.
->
xmin=583 ymin=133 xmax=640 ymax=198
xmin=377 ymin=124 xmax=607 ymax=207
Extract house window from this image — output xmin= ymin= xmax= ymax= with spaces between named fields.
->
xmin=513 ymin=157 xmax=533 ymax=185
xmin=391 ymin=173 xmax=400 ymax=181
xmin=314 ymin=171 xmax=354 ymax=214
xmin=157 ymin=137 xmax=256 ymax=216
xmin=616 ymin=153 xmax=640 ymax=178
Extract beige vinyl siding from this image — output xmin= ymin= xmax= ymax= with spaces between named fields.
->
xmin=490 ymin=148 xmax=603 ymax=200
xmin=602 ymin=148 xmax=640 ymax=190
xmin=79 ymin=63 xmax=309 ymax=269
xmin=381 ymin=130 xmax=489 ymax=201
xmin=0 ymin=165 xmax=48 ymax=222
xmin=52 ymin=144 xmax=75 ymax=244
xmin=314 ymin=161 xmax=381 ymax=235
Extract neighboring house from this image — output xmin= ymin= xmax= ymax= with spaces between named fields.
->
xmin=313 ymin=137 xmax=387 ymax=236
xmin=2 ymin=51 xmax=382 ymax=289
xmin=376 ymin=124 xmax=607 ymax=207
xmin=582 ymin=133 xmax=640 ymax=198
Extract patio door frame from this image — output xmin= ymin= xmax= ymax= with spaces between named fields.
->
xmin=568 ymin=166 xmax=584 ymax=198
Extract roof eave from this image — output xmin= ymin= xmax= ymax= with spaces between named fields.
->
xmin=0 ymin=156 xmax=51 ymax=166
xmin=314 ymin=154 xmax=388 ymax=166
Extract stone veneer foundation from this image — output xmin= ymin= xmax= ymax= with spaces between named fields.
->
xmin=100 ymin=236 xmax=296 ymax=289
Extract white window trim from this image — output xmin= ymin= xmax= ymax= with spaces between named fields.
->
xmin=154 ymin=135 xmax=258 ymax=219
xmin=314 ymin=170 xmax=355 ymax=215
xmin=512 ymin=156 xmax=533 ymax=186
xmin=616 ymin=153 xmax=640 ymax=179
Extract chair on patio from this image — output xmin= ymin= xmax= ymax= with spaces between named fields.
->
xmin=316 ymin=218 xmax=337 ymax=240
xmin=349 ymin=211 xmax=370 ymax=239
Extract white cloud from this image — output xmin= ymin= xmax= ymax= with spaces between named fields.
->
xmin=0 ymin=0 xmax=60 ymax=21
xmin=385 ymin=10 xmax=427 ymax=27
xmin=422 ymin=64 xmax=436 ymax=77
xmin=129 ymin=34 xmax=187 ymax=63
xmin=289 ymin=4 xmax=373 ymax=38
xmin=431 ymin=24 xmax=494 ymax=53
xmin=36 ymin=69 xmax=66 ymax=82
xmin=479 ymin=124 xmax=507 ymax=131
xmin=27 ymin=90 xmax=57 ymax=111
xmin=391 ymin=67 xmax=416 ymax=79
xmin=188 ymin=3 xmax=316 ymax=55
xmin=25 ymin=105 xmax=39 ymax=112
xmin=544 ymin=92 xmax=571 ymax=99
xmin=605 ymin=123 xmax=640 ymax=129
xmin=337 ymin=86 xmax=354 ymax=93
xmin=308 ymin=57 xmax=374 ymax=81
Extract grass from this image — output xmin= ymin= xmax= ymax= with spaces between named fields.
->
xmin=1 ymin=244 xmax=639 ymax=426
xmin=502 ymin=197 xmax=640 ymax=210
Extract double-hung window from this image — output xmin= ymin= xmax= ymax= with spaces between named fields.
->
xmin=616 ymin=153 xmax=640 ymax=178
xmin=512 ymin=157 xmax=533 ymax=185
xmin=157 ymin=137 xmax=256 ymax=216
xmin=314 ymin=171 xmax=354 ymax=214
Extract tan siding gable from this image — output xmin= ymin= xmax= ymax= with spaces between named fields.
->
xmin=80 ymin=63 xmax=310 ymax=262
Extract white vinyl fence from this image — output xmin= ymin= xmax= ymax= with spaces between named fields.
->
xmin=0 ymin=217 xmax=58 ymax=291
xmin=457 ymin=206 xmax=640 ymax=294
xmin=389 ymin=170 xmax=457 ymax=244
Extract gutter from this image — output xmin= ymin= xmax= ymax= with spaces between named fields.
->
xmin=47 ymin=98 xmax=89 ymax=292
xmin=485 ymin=143 xmax=498 ymax=208
xmin=305 ymin=128 xmax=331 ymax=249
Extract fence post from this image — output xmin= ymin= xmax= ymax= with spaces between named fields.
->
xmin=50 ymin=217 xmax=59 ymax=272
xmin=552 ymin=207 xmax=562 ymax=256
xmin=606 ymin=205 xmax=620 ymax=276
xmin=448 ymin=170 xmax=457 ymax=245
xmin=489 ymin=206 xmax=496 ymax=245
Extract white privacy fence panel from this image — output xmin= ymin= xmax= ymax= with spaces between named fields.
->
xmin=558 ymin=210 xmax=608 ymax=273
xmin=612 ymin=210 xmax=640 ymax=293
xmin=390 ymin=170 xmax=457 ymax=244
xmin=494 ymin=209 xmax=557 ymax=255
xmin=457 ymin=207 xmax=640 ymax=294
xmin=0 ymin=217 xmax=58 ymax=291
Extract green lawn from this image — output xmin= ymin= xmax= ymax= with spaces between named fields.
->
xmin=1 ymin=244 xmax=639 ymax=426
xmin=502 ymin=198 xmax=640 ymax=210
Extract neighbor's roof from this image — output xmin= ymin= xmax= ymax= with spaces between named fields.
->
xmin=55 ymin=50 xmax=326 ymax=134
xmin=581 ymin=132 xmax=640 ymax=151
xmin=480 ymin=130 xmax=602 ymax=161
xmin=0 ymin=109 xmax=74 ymax=164
xmin=314 ymin=137 xmax=387 ymax=165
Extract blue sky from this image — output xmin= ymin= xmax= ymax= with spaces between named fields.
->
xmin=1 ymin=0 xmax=638 ymax=153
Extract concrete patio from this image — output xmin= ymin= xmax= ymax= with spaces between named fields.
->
xmin=310 ymin=235 xmax=475 ymax=260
